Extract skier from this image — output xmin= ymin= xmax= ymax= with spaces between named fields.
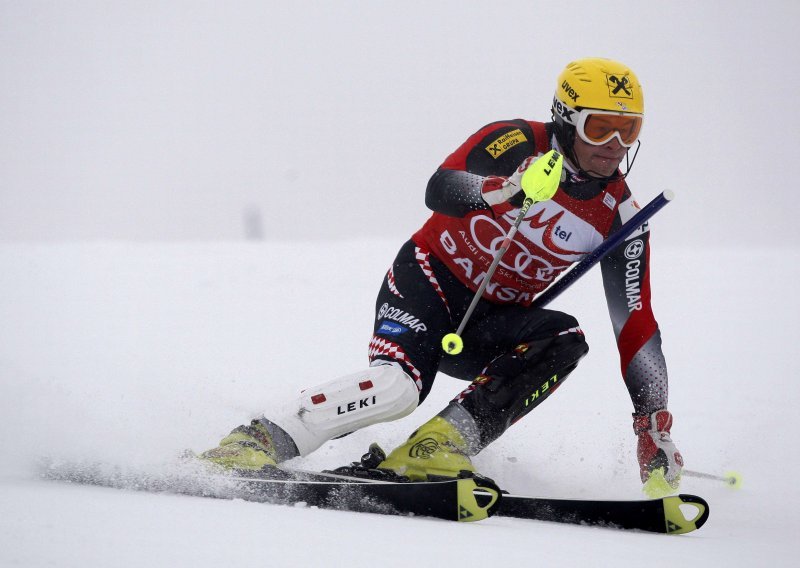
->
xmin=200 ymin=57 xmax=684 ymax=495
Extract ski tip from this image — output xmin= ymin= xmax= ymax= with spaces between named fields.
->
xmin=663 ymin=494 xmax=710 ymax=535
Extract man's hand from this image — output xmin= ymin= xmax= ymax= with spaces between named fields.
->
xmin=633 ymin=409 xmax=684 ymax=497
xmin=481 ymin=155 xmax=537 ymax=207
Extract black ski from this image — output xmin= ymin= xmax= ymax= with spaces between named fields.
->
xmin=252 ymin=468 xmax=710 ymax=533
xmin=41 ymin=460 xmax=709 ymax=533
xmin=224 ymin=471 xmax=501 ymax=522
xmin=322 ymin=464 xmax=709 ymax=534
xmin=40 ymin=461 xmax=501 ymax=522
xmin=496 ymin=492 xmax=709 ymax=534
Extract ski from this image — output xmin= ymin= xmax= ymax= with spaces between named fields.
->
xmin=321 ymin=465 xmax=709 ymax=534
xmin=496 ymin=492 xmax=709 ymax=534
xmin=40 ymin=461 xmax=501 ymax=522
xmin=41 ymin=460 xmax=709 ymax=533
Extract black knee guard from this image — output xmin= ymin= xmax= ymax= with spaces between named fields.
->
xmin=456 ymin=331 xmax=589 ymax=450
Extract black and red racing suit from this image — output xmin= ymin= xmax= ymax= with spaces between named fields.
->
xmin=370 ymin=119 xmax=668 ymax=420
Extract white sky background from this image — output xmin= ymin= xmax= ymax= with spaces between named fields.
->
xmin=1 ymin=0 xmax=798 ymax=247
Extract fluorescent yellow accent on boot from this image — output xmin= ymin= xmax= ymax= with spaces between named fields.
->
xmin=199 ymin=427 xmax=277 ymax=471
xmin=378 ymin=416 xmax=475 ymax=481
xmin=642 ymin=467 xmax=680 ymax=499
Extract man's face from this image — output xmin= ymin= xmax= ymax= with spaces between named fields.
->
xmin=571 ymin=135 xmax=627 ymax=178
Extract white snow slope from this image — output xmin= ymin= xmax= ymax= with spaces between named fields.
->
xmin=1 ymin=239 xmax=798 ymax=567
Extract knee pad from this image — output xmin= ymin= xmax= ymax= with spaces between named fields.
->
xmin=458 ymin=331 xmax=589 ymax=448
xmin=265 ymin=363 xmax=419 ymax=456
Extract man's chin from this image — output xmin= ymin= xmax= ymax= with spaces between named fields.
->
xmin=581 ymin=165 xmax=621 ymax=179
xmin=584 ymin=158 xmax=622 ymax=178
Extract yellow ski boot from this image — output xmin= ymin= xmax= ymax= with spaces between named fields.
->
xmin=377 ymin=416 xmax=476 ymax=481
xmin=199 ymin=420 xmax=278 ymax=471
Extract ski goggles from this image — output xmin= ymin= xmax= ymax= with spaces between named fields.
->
xmin=575 ymin=110 xmax=643 ymax=148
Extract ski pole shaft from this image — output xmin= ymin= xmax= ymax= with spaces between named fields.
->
xmin=531 ymin=189 xmax=674 ymax=309
xmin=442 ymin=149 xmax=564 ymax=355
xmin=682 ymin=469 xmax=743 ymax=488
xmin=453 ymin=198 xmax=534 ymax=338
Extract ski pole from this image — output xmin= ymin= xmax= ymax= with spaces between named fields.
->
xmin=682 ymin=468 xmax=743 ymax=489
xmin=442 ymin=150 xmax=563 ymax=355
xmin=530 ymin=189 xmax=675 ymax=309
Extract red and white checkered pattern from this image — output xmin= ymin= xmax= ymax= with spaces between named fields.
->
xmin=368 ymin=336 xmax=423 ymax=392
xmin=451 ymin=374 xmax=490 ymax=404
xmin=414 ymin=246 xmax=450 ymax=315
xmin=385 ymin=266 xmax=404 ymax=298
xmin=452 ymin=382 xmax=476 ymax=404
xmin=558 ymin=326 xmax=584 ymax=336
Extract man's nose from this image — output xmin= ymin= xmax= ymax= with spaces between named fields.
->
xmin=603 ymin=136 xmax=624 ymax=150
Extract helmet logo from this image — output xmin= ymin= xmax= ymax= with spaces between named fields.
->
xmin=607 ymin=74 xmax=633 ymax=98
xmin=552 ymin=97 xmax=576 ymax=124
xmin=560 ymin=80 xmax=580 ymax=102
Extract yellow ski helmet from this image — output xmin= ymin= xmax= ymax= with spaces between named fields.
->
xmin=551 ymin=58 xmax=644 ymax=177
xmin=553 ymin=57 xmax=644 ymax=121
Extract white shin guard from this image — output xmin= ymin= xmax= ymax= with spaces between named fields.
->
xmin=265 ymin=363 xmax=419 ymax=457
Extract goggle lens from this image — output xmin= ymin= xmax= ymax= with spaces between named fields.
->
xmin=580 ymin=112 xmax=642 ymax=147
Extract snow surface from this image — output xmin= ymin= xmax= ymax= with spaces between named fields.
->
xmin=1 ymin=240 xmax=798 ymax=567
